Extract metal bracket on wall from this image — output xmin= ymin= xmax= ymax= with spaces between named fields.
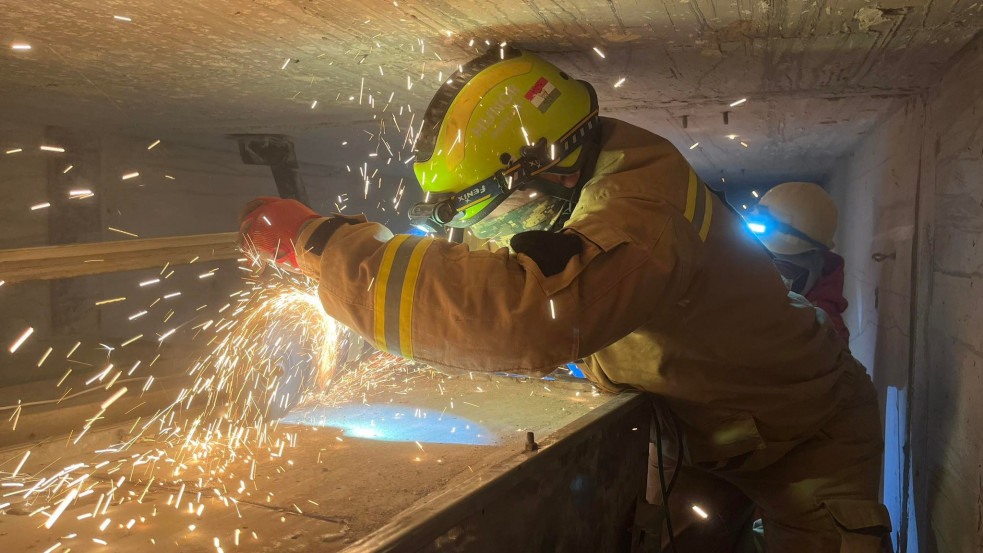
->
xmin=230 ymin=134 xmax=310 ymax=207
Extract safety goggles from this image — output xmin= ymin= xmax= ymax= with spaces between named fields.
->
xmin=746 ymin=205 xmax=829 ymax=251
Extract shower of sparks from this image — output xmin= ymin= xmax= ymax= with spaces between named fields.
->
xmin=613 ymin=77 xmax=626 ymax=88
xmin=690 ymin=142 xmax=699 ymax=149
xmin=549 ymin=298 xmax=556 ymax=319
xmin=692 ymin=505 xmax=709 ymax=519
xmin=44 ymin=487 xmax=79 ymax=528
xmin=108 ymin=227 xmax=139 ymax=237
xmin=30 ymin=202 xmax=50 ymax=210
xmin=39 ymin=145 xmax=65 ymax=152
xmin=740 ymin=141 xmax=749 ymax=148
xmin=729 ymin=98 xmax=747 ymax=107
xmin=113 ymin=15 xmax=132 ymax=21
xmin=11 ymin=43 xmax=31 ymax=50
xmin=0 ymin=32 xmax=596 ymax=551
xmin=63 ymin=164 xmax=74 ymax=173
xmin=5 ymin=148 xmax=23 ymax=154
xmin=11 ymin=450 xmax=30 ymax=478
xmin=121 ymin=171 xmax=140 ymax=180
xmin=592 ymin=47 xmax=605 ymax=58
xmin=8 ymin=327 xmax=34 ymax=353
xmin=751 ymin=190 xmax=759 ymax=198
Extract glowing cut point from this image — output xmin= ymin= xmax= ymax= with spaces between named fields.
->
xmin=282 ymin=404 xmax=494 ymax=445
xmin=747 ymin=223 xmax=766 ymax=234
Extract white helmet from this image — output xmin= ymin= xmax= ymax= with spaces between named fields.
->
xmin=754 ymin=182 xmax=837 ymax=255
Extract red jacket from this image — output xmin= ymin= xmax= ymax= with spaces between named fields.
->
xmin=806 ymin=252 xmax=850 ymax=344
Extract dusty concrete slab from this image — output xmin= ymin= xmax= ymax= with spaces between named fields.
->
xmin=0 ymin=370 xmax=608 ymax=552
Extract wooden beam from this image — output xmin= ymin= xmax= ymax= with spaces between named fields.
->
xmin=0 ymin=232 xmax=240 ymax=285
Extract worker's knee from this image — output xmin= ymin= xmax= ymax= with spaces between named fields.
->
xmin=765 ymin=498 xmax=892 ymax=552
xmin=821 ymin=499 xmax=893 ymax=553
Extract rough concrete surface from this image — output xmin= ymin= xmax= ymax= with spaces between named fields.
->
xmin=1 ymin=0 xmax=981 ymax=187
xmin=0 ymin=372 xmax=608 ymax=552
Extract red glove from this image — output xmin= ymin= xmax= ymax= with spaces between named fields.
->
xmin=239 ymin=197 xmax=320 ymax=269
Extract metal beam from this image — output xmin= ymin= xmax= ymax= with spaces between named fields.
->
xmin=0 ymin=232 xmax=240 ymax=285
xmin=342 ymin=391 xmax=650 ymax=553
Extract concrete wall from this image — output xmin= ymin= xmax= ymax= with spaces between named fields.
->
xmin=827 ymin=33 xmax=983 ymax=553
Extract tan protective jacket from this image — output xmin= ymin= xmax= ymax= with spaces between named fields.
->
xmin=296 ymin=117 xmax=872 ymax=467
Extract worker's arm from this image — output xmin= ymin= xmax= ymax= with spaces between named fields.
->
xmin=290 ymin=194 xmax=701 ymax=377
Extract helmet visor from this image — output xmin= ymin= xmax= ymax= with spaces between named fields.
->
xmin=469 ymin=188 xmax=566 ymax=240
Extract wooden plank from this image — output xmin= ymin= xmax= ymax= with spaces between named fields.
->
xmin=0 ymin=232 xmax=240 ymax=284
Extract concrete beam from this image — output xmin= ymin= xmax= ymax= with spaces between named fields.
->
xmin=0 ymin=232 xmax=239 ymax=285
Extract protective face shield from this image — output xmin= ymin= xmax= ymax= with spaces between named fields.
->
xmin=468 ymin=187 xmax=569 ymax=247
xmin=772 ymin=250 xmax=826 ymax=296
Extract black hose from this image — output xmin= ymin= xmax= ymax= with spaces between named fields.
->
xmin=654 ymin=413 xmax=679 ymax=553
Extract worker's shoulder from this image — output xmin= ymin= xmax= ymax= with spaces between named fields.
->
xmin=598 ymin=117 xmax=678 ymax=154
xmin=594 ymin=118 xmax=688 ymax=178
xmin=584 ymin=118 xmax=690 ymax=204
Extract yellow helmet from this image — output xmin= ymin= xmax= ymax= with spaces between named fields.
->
xmin=752 ymin=182 xmax=838 ymax=255
xmin=409 ymin=46 xmax=599 ymax=233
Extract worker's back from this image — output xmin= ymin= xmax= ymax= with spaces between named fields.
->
xmin=576 ymin=118 xmax=871 ymax=467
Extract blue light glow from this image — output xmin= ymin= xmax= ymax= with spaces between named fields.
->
xmin=408 ymin=226 xmax=430 ymax=236
xmin=747 ymin=222 xmax=767 ymax=234
xmin=565 ymin=363 xmax=586 ymax=379
xmin=281 ymin=403 xmax=495 ymax=445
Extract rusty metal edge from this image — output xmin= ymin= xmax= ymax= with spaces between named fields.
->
xmin=340 ymin=390 xmax=646 ymax=553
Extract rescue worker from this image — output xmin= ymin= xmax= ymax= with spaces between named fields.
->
xmin=746 ymin=182 xmax=851 ymax=344
xmin=240 ymin=46 xmax=890 ymax=551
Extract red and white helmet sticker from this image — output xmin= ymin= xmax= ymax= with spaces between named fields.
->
xmin=524 ymin=77 xmax=562 ymax=113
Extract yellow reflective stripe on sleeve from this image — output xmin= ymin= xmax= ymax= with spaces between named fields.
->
xmin=373 ymin=234 xmax=410 ymax=351
xmin=683 ymin=168 xmax=713 ymax=242
xmin=684 ymin=169 xmax=698 ymax=222
xmin=397 ymin=239 xmax=433 ymax=359
xmin=698 ymin=191 xmax=713 ymax=241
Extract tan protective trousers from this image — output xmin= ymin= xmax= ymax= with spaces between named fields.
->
xmin=647 ymin=393 xmax=892 ymax=552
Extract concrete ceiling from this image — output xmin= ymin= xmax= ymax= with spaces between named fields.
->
xmin=1 ymin=0 xmax=981 ymax=189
